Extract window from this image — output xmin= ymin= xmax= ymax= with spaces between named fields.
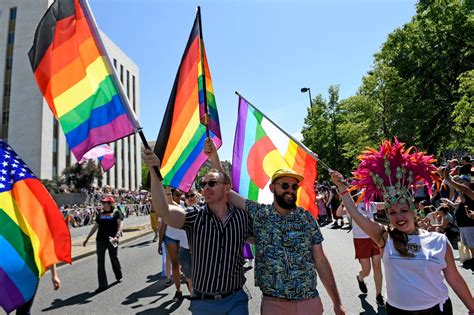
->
xmin=3 ymin=84 xmax=11 ymax=97
xmin=9 ymin=8 xmax=17 ymax=20
xmin=126 ymin=70 xmax=130 ymax=98
xmin=52 ymin=118 xmax=59 ymax=177
xmin=113 ymin=58 xmax=117 ymax=69
xmin=132 ymin=75 xmax=136 ymax=111
xmin=7 ymin=32 xmax=15 ymax=44
xmin=6 ymin=57 xmax=13 ymax=70
xmin=120 ymin=64 xmax=124 ymax=84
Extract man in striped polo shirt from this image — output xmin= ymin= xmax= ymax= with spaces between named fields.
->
xmin=143 ymin=148 xmax=251 ymax=315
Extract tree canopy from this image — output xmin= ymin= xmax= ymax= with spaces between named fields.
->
xmin=303 ymin=0 xmax=473 ymax=179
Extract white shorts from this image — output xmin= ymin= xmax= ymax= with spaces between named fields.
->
xmin=460 ymin=226 xmax=474 ymax=248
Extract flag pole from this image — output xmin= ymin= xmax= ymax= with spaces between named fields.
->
xmin=234 ymin=91 xmax=334 ymax=172
xmin=197 ymin=6 xmax=210 ymax=138
xmin=81 ymin=0 xmax=162 ymax=180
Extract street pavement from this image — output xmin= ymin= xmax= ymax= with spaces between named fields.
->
xmin=30 ymin=222 xmax=473 ymax=315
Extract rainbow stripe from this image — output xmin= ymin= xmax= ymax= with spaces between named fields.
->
xmin=232 ymin=97 xmax=318 ymax=217
xmin=155 ymin=10 xmax=221 ymax=191
xmin=28 ymin=0 xmax=137 ymax=163
xmin=0 ymin=141 xmax=71 ymax=313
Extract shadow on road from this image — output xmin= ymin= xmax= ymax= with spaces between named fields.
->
xmin=358 ymin=294 xmax=387 ymax=315
xmin=41 ymin=282 xmax=120 ymax=311
xmin=121 ymin=240 xmax=152 ymax=249
xmin=122 ymin=274 xmax=173 ymax=306
xmin=135 ymin=298 xmax=185 ymax=315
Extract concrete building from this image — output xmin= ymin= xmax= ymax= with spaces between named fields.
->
xmin=0 ymin=0 xmax=141 ymax=190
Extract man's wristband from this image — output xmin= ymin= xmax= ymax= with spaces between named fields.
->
xmin=340 ymin=189 xmax=350 ymax=196
xmin=166 ymin=193 xmax=172 ymax=195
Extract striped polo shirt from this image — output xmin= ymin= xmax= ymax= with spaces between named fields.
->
xmin=183 ymin=203 xmax=251 ymax=293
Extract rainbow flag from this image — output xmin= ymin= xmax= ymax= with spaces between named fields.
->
xmin=155 ymin=8 xmax=221 ymax=191
xmin=28 ymin=0 xmax=138 ymax=165
xmin=232 ymin=96 xmax=319 ymax=217
xmin=0 ymin=141 xmax=71 ymax=313
xmin=79 ymin=144 xmax=115 ymax=171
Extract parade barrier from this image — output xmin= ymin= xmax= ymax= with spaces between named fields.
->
xmin=62 ymin=203 xmax=151 ymax=228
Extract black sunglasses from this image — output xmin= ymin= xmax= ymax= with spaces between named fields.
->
xmin=275 ymin=182 xmax=299 ymax=190
xmin=185 ymin=193 xmax=196 ymax=199
xmin=200 ymin=180 xmax=223 ymax=189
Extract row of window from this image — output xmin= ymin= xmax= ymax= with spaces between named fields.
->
xmin=1 ymin=7 xmax=17 ymax=141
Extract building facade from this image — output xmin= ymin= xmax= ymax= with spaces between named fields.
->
xmin=0 ymin=0 xmax=141 ymax=190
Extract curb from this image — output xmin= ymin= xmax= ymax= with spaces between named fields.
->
xmin=58 ymin=228 xmax=153 ymax=267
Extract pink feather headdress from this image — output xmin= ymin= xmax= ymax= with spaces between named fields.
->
xmin=351 ymin=138 xmax=437 ymax=208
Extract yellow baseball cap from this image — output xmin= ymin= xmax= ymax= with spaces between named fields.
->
xmin=271 ymin=168 xmax=304 ymax=183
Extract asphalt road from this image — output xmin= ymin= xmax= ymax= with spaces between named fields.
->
xmin=30 ymin=224 xmax=473 ymax=314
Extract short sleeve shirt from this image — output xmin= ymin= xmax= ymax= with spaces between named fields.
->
xmin=96 ymin=210 xmax=122 ymax=241
xmin=182 ymin=203 xmax=251 ymax=293
xmin=246 ymin=200 xmax=324 ymax=300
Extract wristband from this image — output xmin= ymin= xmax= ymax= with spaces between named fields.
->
xmin=166 ymin=193 xmax=172 ymax=195
xmin=340 ymin=190 xmax=350 ymax=196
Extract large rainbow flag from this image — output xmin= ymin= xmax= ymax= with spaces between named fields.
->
xmin=232 ymin=95 xmax=319 ymax=217
xmin=155 ymin=8 xmax=221 ymax=191
xmin=0 ymin=141 xmax=71 ymax=313
xmin=28 ymin=0 xmax=138 ymax=166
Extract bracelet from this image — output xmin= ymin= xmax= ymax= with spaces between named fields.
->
xmin=166 ymin=193 xmax=172 ymax=195
xmin=340 ymin=190 xmax=350 ymax=196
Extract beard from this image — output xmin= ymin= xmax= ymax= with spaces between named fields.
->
xmin=274 ymin=192 xmax=297 ymax=210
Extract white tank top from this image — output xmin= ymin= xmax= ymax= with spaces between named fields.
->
xmin=164 ymin=203 xmax=189 ymax=249
xmin=383 ymin=230 xmax=449 ymax=311
xmin=351 ymin=203 xmax=376 ymax=239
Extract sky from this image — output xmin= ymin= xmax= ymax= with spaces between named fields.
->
xmin=89 ymin=0 xmax=417 ymax=161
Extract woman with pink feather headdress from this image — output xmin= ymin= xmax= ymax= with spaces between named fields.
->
xmin=330 ymin=138 xmax=474 ymax=315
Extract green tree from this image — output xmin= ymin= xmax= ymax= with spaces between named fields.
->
xmin=374 ymin=0 xmax=473 ymax=154
xmin=302 ymin=85 xmax=347 ymax=179
xmin=62 ymin=160 xmax=102 ymax=191
xmin=451 ymin=70 xmax=474 ymax=151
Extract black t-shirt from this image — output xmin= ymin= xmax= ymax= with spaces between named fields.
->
xmin=96 ymin=210 xmax=123 ymax=241
xmin=454 ymin=194 xmax=474 ymax=227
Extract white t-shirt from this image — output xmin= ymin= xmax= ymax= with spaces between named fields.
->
xmin=350 ymin=203 xmax=376 ymax=239
xmin=383 ymin=230 xmax=449 ymax=311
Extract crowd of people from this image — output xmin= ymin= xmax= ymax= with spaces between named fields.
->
xmin=142 ymin=137 xmax=473 ymax=315
xmin=59 ymin=187 xmax=152 ymax=228
xmin=19 ymin=138 xmax=472 ymax=315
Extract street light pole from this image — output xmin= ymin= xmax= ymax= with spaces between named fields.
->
xmin=301 ymin=87 xmax=312 ymax=107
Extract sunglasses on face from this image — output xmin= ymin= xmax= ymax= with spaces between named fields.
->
xmin=275 ymin=182 xmax=299 ymax=191
xmin=200 ymin=180 xmax=223 ymax=189
xmin=185 ymin=193 xmax=196 ymax=199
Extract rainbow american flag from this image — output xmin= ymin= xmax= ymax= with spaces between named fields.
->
xmin=232 ymin=95 xmax=319 ymax=217
xmin=28 ymin=0 xmax=138 ymax=165
xmin=155 ymin=8 xmax=221 ymax=191
xmin=0 ymin=141 xmax=71 ymax=313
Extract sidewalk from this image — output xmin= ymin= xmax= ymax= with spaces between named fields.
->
xmin=63 ymin=222 xmax=154 ymax=265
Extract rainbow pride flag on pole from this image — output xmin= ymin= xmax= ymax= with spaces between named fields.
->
xmin=28 ymin=0 xmax=139 ymax=166
xmin=155 ymin=7 xmax=221 ymax=191
xmin=0 ymin=141 xmax=71 ymax=313
xmin=232 ymin=94 xmax=319 ymax=217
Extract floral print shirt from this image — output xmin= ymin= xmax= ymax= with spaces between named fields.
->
xmin=246 ymin=200 xmax=324 ymax=300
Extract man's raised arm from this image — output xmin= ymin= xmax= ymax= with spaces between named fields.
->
xmin=143 ymin=148 xmax=185 ymax=228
